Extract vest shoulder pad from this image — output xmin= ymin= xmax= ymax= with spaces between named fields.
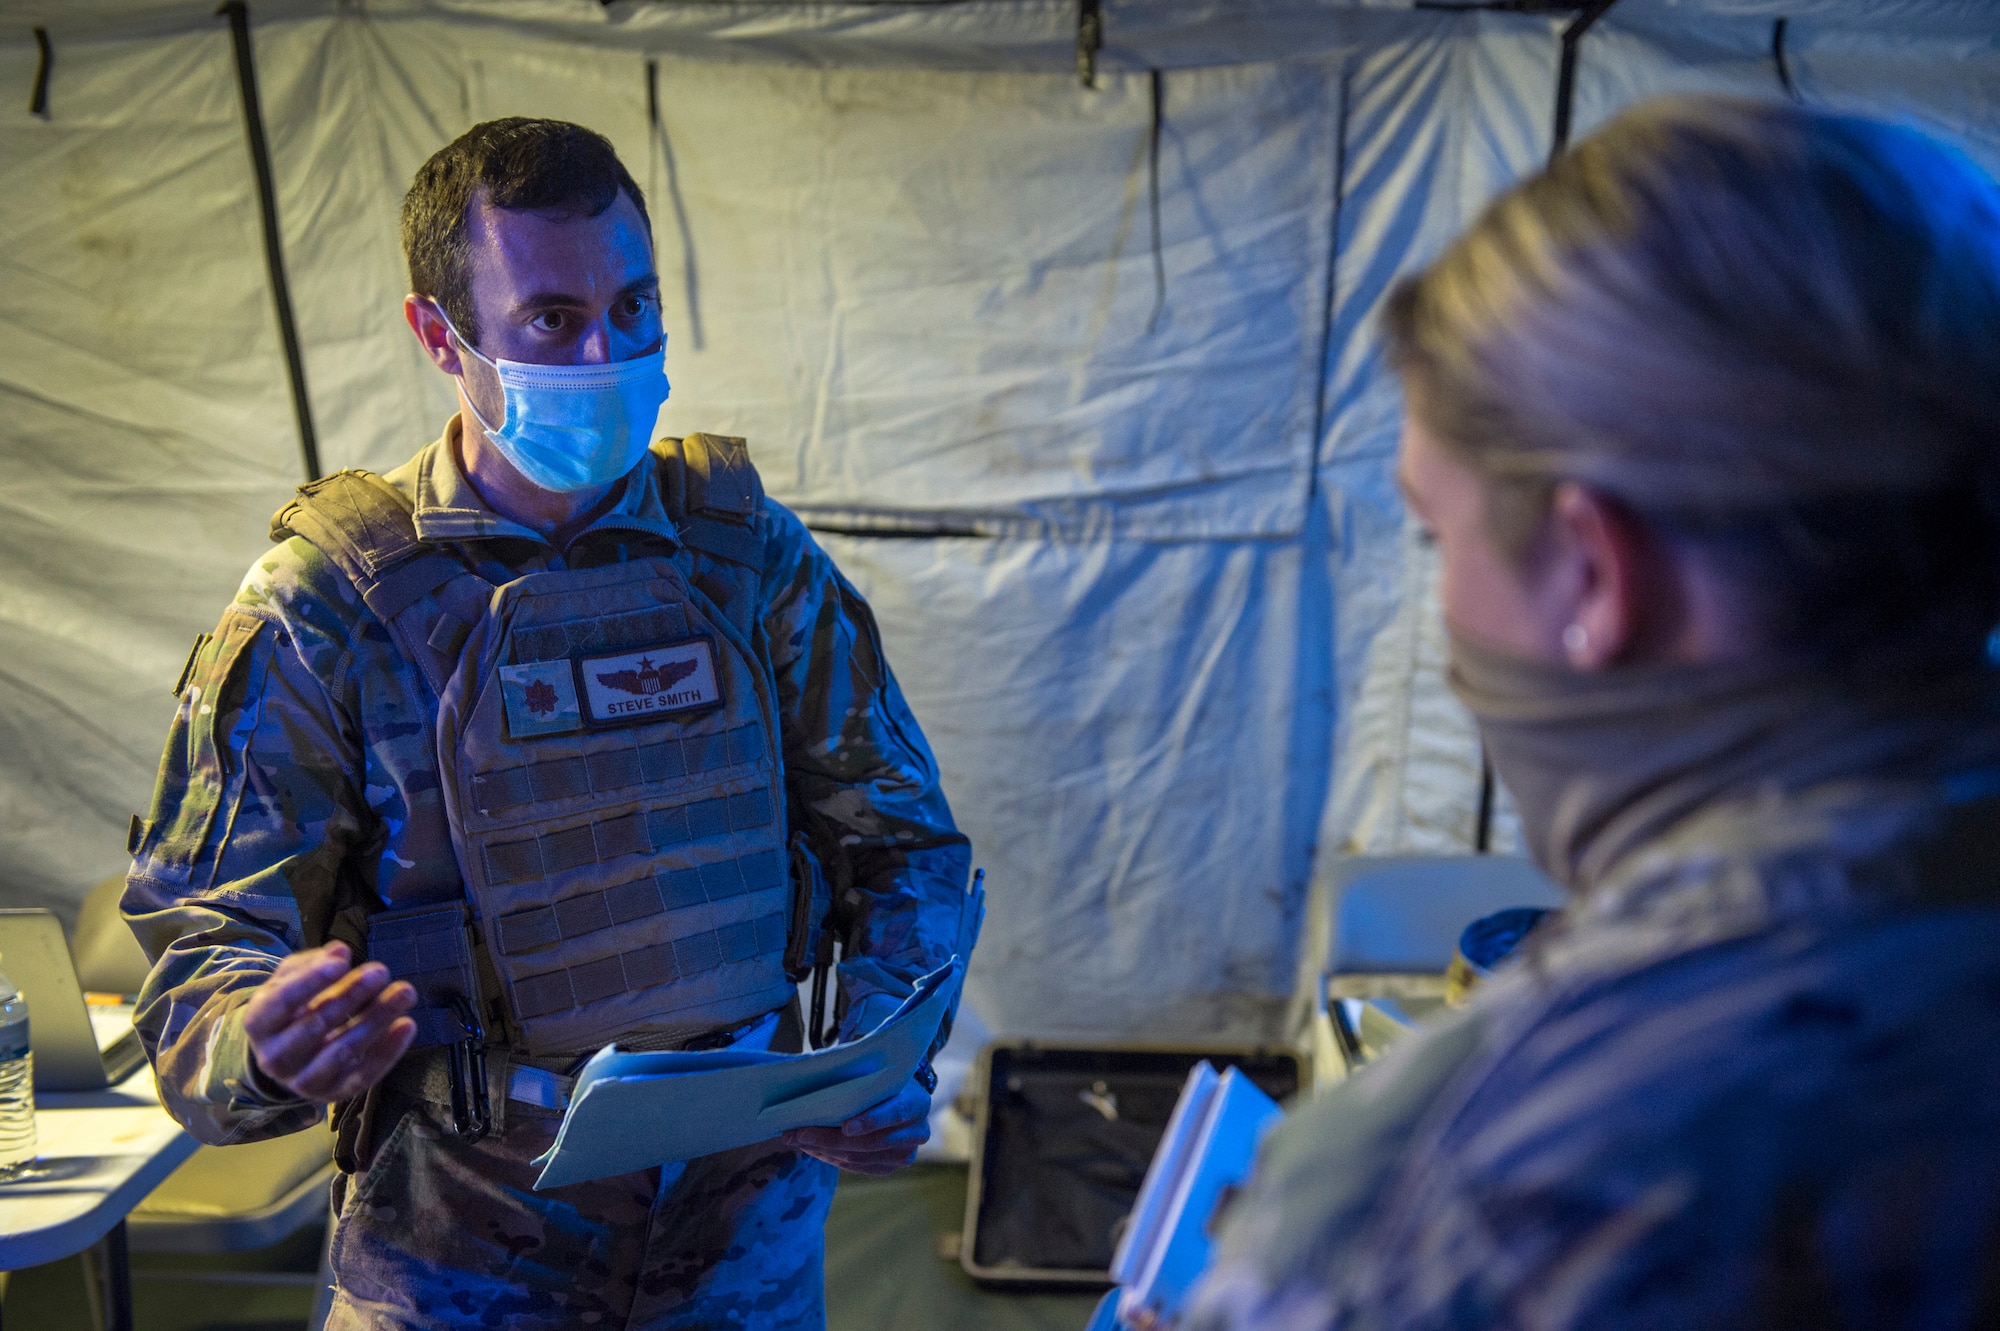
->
xmin=655 ymin=434 xmax=767 ymax=568
xmin=267 ymin=469 xmax=485 ymax=697
xmin=656 ymin=433 xmax=764 ymax=528
xmin=269 ymin=468 xmax=421 ymax=577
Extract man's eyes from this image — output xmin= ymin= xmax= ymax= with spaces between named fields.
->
xmin=525 ymin=297 xmax=654 ymax=334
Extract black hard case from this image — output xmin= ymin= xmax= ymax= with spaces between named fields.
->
xmin=960 ymin=1041 xmax=1306 ymax=1287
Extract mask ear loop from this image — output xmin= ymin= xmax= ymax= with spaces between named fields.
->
xmin=427 ymin=299 xmax=507 ymax=436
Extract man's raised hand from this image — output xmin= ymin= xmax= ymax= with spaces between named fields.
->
xmin=241 ymin=943 xmax=418 ymax=1103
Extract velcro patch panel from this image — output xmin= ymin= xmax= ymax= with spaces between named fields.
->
xmin=482 ymin=787 xmax=777 ymax=887
xmin=511 ymin=913 xmax=788 ymax=1019
xmin=494 ymin=848 xmax=788 ymax=956
xmin=511 ymin=604 xmax=692 ymax=666
xmin=471 ymin=723 xmax=764 ymax=816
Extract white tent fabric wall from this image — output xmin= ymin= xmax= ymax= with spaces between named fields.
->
xmin=1319 ymin=18 xmax=1557 ymax=865
xmin=0 ymin=27 xmax=303 ymax=921
xmin=1 ymin=2 xmax=1995 ymax=1048
xmin=256 ymin=19 xmax=1343 ymax=537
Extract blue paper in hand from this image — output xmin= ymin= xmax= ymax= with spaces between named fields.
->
xmin=531 ymin=958 xmax=963 ymax=1190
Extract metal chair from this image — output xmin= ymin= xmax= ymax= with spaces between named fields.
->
xmin=1292 ymin=856 xmax=1564 ymax=1086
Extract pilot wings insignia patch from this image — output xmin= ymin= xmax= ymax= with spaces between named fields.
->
xmin=579 ymin=639 xmax=722 ymax=726
xmin=594 ymin=656 xmax=700 ymax=698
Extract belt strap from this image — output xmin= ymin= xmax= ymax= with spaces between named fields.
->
xmin=384 ymin=1048 xmax=575 ymax=1120
xmin=507 ymin=1063 xmax=573 ymax=1111
xmin=384 ymin=1000 xmax=797 ymax=1123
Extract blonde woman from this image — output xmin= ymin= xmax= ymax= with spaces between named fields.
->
xmin=1192 ymin=98 xmax=2000 ymax=1329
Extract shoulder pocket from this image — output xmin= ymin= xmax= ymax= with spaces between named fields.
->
xmin=133 ymin=612 xmax=269 ymax=881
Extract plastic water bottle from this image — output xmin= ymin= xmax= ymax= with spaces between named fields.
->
xmin=0 ymin=957 xmax=35 ymax=1178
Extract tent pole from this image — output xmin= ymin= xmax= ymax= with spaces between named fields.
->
xmin=1474 ymin=751 xmax=1496 ymax=853
xmin=29 ymin=28 xmax=51 ymax=118
xmin=1146 ymin=69 xmax=1167 ymax=334
xmin=220 ymin=0 xmax=321 ymax=482
xmin=1550 ymin=0 xmax=1619 ymax=162
xmin=647 ymin=59 xmax=706 ymax=351
xmin=1772 ymin=18 xmax=1802 ymax=102
xmin=1305 ymin=55 xmax=1352 ymax=493
xmin=1076 ymin=0 xmax=1102 ymax=89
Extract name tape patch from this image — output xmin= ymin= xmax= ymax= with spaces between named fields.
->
xmin=580 ymin=639 xmax=722 ymax=726
xmin=499 ymin=662 xmax=584 ymax=738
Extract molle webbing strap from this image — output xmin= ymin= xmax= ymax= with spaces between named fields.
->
xmin=512 ymin=915 xmax=790 ymax=1020
xmin=493 ymin=843 xmax=788 ymax=955
xmin=480 ymin=787 xmax=779 ymax=888
xmin=270 ymin=469 xmax=492 ymax=697
xmin=470 ymin=722 xmax=765 ymax=815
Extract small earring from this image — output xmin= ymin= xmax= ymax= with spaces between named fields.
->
xmin=1562 ymin=623 xmax=1590 ymax=657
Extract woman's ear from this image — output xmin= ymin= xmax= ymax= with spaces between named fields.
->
xmin=1543 ymin=482 xmax=1647 ymax=669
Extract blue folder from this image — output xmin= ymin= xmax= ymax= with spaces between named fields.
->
xmin=531 ymin=957 xmax=964 ymax=1190
xmin=1103 ymin=1061 xmax=1283 ymax=1327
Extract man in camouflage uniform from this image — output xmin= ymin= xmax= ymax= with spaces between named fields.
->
xmin=124 ymin=118 xmax=971 ymax=1330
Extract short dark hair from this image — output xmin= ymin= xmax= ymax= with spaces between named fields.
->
xmin=401 ymin=117 xmax=652 ymax=348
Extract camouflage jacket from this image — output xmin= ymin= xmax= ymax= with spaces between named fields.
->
xmin=124 ymin=422 xmax=970 ymax=1146
xmin=1191 ymin=734 xmax=2000 ymax=1329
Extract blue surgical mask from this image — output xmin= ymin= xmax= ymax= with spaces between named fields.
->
xmin=440 ymin=311 xmax=671 ymax=494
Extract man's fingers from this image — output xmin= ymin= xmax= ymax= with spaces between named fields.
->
xmin=788 ymin=1111 xmax=931 ymax=1169
xmin=824 ymin=1117 xmax=931 ymax=1152
xmin=315 ymin=1015 xmax=417 ymax=1104
xmin=785 ymin=1124 xmax=925 ymax=1175
xmin=268 ymin=976 xmax=411 ymax=1084
xmin=785 ymin=1081 xmax=932 ymax=1166
xmin=250 ymin=967 xmax=404 ymax=1081
xmin=241 ymin=944 xmax=352 ymax=1039
xmin=842 ymin=1083 xmax=931 ymax=1137
xmin=838 ymin=1152 xmax=919 ymax=1177
xmin=290 ymin=998 xmax=418 ymax=1102
xmin=298 ymin=965 xmax=405 ymax=1037
xmin=255 ymin=976 xmax=414 ymax=1098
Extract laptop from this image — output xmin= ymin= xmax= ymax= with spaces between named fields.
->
xmin=0 ymin=909 xmax=148 ymax=1092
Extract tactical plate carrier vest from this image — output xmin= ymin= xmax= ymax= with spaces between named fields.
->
xmin=272 ymin=436 xmax=814 ymax=1063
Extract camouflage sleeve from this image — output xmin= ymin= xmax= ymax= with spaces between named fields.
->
xmin=758 ymin=502 xmax=973 ymax=1039
xmin=123 ymin=540 xmax=375 ymax=1145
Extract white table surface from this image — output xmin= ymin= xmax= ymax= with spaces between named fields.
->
xmin=0 ymin=1065 xmax=198 ymax=1270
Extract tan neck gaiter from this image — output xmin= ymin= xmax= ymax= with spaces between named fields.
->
xmin=1446 ymin=632 xmax=2000 ymax=894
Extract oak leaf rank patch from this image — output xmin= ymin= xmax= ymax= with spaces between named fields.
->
xmin=499 ymin=662 xmax=583 ymax=738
